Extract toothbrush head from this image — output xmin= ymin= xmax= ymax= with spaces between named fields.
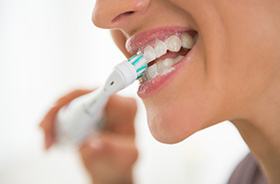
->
xmin=127 ymin=53 xmax=148 ymax=79
xmin=103 ymin=53 xmax=149 ymax=94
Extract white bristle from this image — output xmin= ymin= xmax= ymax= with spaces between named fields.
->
xmin=127 ymin=54 xmax=148 ymax=78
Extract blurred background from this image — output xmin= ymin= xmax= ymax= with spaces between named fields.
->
xmin=0 ymin=0 xmax=249 ymax=183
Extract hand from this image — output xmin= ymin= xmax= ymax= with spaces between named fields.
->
xmin=40 ymin=89 xmax=138 ymax=184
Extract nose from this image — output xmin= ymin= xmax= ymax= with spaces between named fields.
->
xmin=92 ymin=0 xmax=150 ymax=29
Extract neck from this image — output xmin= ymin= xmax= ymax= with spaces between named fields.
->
xmin=232 ymin=86 xmax=280 ymax=184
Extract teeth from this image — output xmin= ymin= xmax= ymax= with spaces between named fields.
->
xmin=181 ymin=33 xmax=194 ymax=49
xmin=157 ymin=58 xmax=174 ymax=74
xmin=165 ymin=35 xmax=182 ymax=52
xmin=174 ymin=55 xmax=184 ymax=64
xmin=140 ymin=32 xmax=195 ymax=81
xmin=143 ymin=55 xmax=184 ymax=81
xmin=146 ymin=64 xmax=158 ymax=79
xmin=142 ymin=32 xmax=194 ymax=63
xmin=154 ymin=39 xmax=167 ymax=58
xmin=143 ymin=45 xmax=156 ymax=63
xmin=162 ymin=58 xmax=174 ymax=68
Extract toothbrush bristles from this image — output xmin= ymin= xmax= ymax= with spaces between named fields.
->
xmin=127 ymin=53 xmax=148 ymax=78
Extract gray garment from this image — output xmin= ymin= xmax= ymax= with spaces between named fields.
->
xmin=228 ymin=154 xmax=267 ymax=184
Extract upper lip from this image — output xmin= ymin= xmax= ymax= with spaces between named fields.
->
xmin=125 ymin=26 xmax=191 ymax=55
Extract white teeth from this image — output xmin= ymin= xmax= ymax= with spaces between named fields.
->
xmin=140 ymin=32 xmax=196 ymax=81
xmin=165 ymin=35 xmax=182 ymax=52
xmin=154 ymin=39 xmax=167 ymax=58
xmin=143 ymin=45 xmax=156 ymax=63
xmin=142 ymin=32 xmax=194 ymax=63
xmin=157 ymin=58 xmax=175 ymax=74
xmin=162 ymin=58 xmax=174 ymax=68
xmin=157 ymin=59 xmax=175 ymax=74
xmin=146 ymin=64 xmax=158 ymax=79
xmin=143 ymin=55 xmax=185 ymax=81
xmin=181 ymin=33 xmax=194 ymax=49
xmin=174 ymin=55 xmax=184 ymax=64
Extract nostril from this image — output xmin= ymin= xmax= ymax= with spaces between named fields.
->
xmin=123 ymin=11 xmax=135 ymax=16
xmin=112 ymin=11 xmax=135 ymax=23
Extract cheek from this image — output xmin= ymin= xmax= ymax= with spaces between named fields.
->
xmin=209 ymin=2 xmax=280 ymax=111
xmin=110 ymin=30 xmax=131 ymax=57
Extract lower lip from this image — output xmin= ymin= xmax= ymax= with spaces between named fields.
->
xmin=137 ymin=45 xmax=196 ymax=98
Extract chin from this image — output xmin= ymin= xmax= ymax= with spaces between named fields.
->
xmin=144 ymin=89 xmax=227 ymax=144
xmin=145 ymin=103 xmax=206 ymax=144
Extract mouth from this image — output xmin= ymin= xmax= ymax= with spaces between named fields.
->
xmin=126 ymin=26 xmax=198 ymax=97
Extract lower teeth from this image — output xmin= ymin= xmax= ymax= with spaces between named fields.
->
xmin=141 ymin=55 xmax=184 ymax=81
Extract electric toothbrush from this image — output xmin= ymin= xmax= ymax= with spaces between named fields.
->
xmin=55 ymin=53 xmax=148 ymax=145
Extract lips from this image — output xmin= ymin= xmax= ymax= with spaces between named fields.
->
xmin=125 ymin=26 xmax=197 ymax=97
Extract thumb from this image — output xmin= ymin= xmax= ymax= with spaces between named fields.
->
xmin=104 ymin=95 xmax=137 ymax=135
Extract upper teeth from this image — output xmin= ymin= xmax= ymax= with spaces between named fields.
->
xmin=142 ymin=32 xmax=194 ymax=63
xmin=181 ymin=33 xmax=193 ymax=49
xmin=165 ymin=35 xmax=182 ymax=52
xmin=154 ymin=39 xmax=167 ymax=58
xmin=143 ymin=45 xmax=156 ymax=62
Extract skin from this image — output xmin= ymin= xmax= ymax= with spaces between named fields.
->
xmin=41 ymin=0 xmax=280 ymax=183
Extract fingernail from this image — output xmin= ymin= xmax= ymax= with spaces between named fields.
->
xmin=90 ymin=139 xmax=103 ymax=150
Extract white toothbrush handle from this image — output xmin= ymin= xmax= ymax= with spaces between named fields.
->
xmin=55 ymin=61 xmax=140 ymax=146
xmin=55 ymin=88 xmax=109 ymax=146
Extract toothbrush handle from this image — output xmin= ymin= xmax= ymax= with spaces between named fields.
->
xmin=55 ymin=88 xmax=109 ymax=146
xmin=55 ymin=60 xmax=139 ymax=146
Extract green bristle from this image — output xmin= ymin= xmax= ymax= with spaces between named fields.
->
xmin=127 ymin=54 xmax=148 ymax=79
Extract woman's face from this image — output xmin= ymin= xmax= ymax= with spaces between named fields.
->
xmin=93 ymin=0 xmax=280 ymax=143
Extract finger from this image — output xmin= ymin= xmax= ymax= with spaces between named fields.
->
xmin=79 ymin=133 xmax=137 ymax=170
xmin=40 ymin=89 xmax=92 ymax=131
xmin=55 ymin=89 xmax=92 ymax=106
xmin=40 ymin=105 xmax=61 ymax=149
xmin=79 ymin=135 xmax=107 ymax=171
xmin=40 ymin=89 xmax=92 ymax=149
xmin=80 ymin=138 xmax=103 ymax=159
